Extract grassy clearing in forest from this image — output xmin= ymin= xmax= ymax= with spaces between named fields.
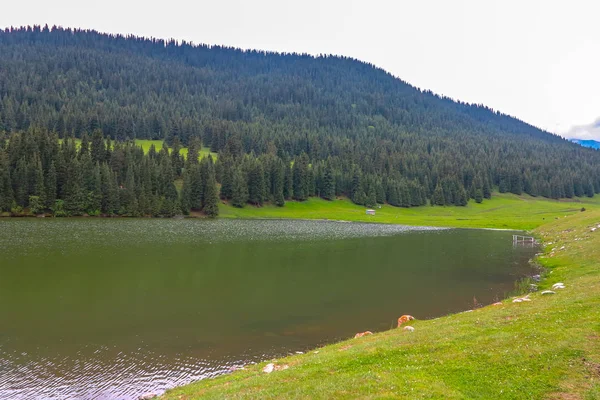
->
xmin=163 ymin=208 xmax=600 ymax=400
xmin=60 ymin=138 xmax=216 ymax=160
xmin=220 ymin=192 xmax=600 ymax=230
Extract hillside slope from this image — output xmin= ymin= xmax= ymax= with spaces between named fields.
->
xmin=1 ymin=25 xmax=599 ymax=216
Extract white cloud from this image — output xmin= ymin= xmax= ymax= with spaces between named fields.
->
xmin=564 ymin=118 xmax=600 ymax=140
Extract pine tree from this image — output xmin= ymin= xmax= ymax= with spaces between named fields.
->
xmin=456 ymin=186 xmax=468 ymax=206
xmin=87 ymin=165 xmax=102 ymax=214
xmin=219 ymin=156 xmax=234 ymax=199
xmin=45 ymin=161 xmax=57 ymax=208
xmin=292 ymin=153 xmax=309 ymax=201
xmin=365 ymin=185 xmax=377 ymax=208
xmin=32 ymin=156 xmax=45 ymax=204
xmin=283 ymin=160 xmax=293 ymax=200
xmin=170 ymin=137 xmax=184 ymax=178
xmin=351 ymin=168 xmax=364 ymax=205
xmin=585 ymin=180 xmax=595 ymax=198
xmin=91 ymin=129 xmax=105 ymax=163
xmin=188 ymin=163 xmax=203 ymax=210
xmin=0 ymin=151 xmax=13 ymax=211
xmin=180 ymin=165 xmax=193 ymax=214
xmin=474 ymin=188 xmax=483 ymax=203
xmin=13 ymin=158 xmax=27 ymax=206
xmin=483 ymin=177 xmax=492 ymax=199
xmin=79 ymin=133 xmax=90 ymax=159
xmin=186 ymin=137 xmax=201 ymax=165
xmin=322 ymin=165 xmax=335 ymax=200
xmin=433 ymin=184 xmax=445 ymax=206
xmin=63 ymin=157 xmax=85 ymax=215
xmin=231 ymin=167 xmax=249 ymax=208
xmin=248 ymin=161 xmax=265 ymax=205
xmin=203 ymin=158 xmax=219 ymax=217
xmin=272 ymin=159 xmax=285 ymax=207
xmin=120 ymin=165 xmax=139 ymax=216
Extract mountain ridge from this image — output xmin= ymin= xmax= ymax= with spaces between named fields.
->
xmin=0 ymin=25 xmax=563 ymax=143
xmin=0 ymin=25 xmax=599 ymax=217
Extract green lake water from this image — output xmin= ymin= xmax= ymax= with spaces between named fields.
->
xmin=0 ymin=219 xmax=537 ymax=399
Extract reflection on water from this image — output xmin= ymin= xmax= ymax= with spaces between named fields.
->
xmin=0 ymin=219 xmax=537 ymax=399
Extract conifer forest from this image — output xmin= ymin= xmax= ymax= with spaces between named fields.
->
xmin=1 ymin=26 xmax=599 ymax=217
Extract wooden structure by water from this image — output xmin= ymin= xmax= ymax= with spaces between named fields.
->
xmin=512 ymin=235 xmax=536 ymax=245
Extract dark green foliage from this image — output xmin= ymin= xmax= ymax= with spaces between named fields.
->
xmin=270 ymin=158 xmax=286 ymax=206
xmin=202 ymin=157 xmax=219 ymax=217
xmin=433 ymin=184 xmax=445 ymax=206
xmin=322 ymin=164 xmax=336 ymax=201
xmin=91 ymin=130 xmax=106 ymax=163
xmin=283 ymin=161 xmax=293 ymax=200
xmin=0 ymin=26 xmax=598 ymax=214
xmin=45 ymin=162 xmax=57 ymax=208
xmin=247 ymin=159 xmax=265 ymax=205
xmin=231 ymin=167 xmax=249 ymax=208
xmin=292 ymin=153 xmax=310 ymax=201
xmin=475 ymin=189 xmax=483 ymax=204
xmin=51 ymin=199 xmax=67 ymax=217
xmin=0 ymin=149 xmax=13 ymax=211
xmin=28 ymin=195 xmax=43 ymax=215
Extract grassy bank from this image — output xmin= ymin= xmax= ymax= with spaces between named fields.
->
xmin=221 ymin=192 xmax=600 ymax=230
xmin=164 ymin=204 xmax=600 ymax=399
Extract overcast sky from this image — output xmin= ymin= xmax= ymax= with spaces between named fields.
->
xmin=2 ymin=0 xmax=599 ymax=139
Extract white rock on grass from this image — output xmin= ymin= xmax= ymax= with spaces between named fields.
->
xmin=512 ymin=295 xmax=531 ymax=303
xmin=263 ymin=363 xmax=289 ymax=373
xmin=552 ymin=283 xmax=566 ymax=289
xmin=541 ymin=290 xmax=556 ymax=295
xmin=263 ymin=363 xmax=275 ymax=373
xmin=403 ymin=326 xmax=415 ymax=332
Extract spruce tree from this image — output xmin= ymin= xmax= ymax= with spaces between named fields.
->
xmin=283 ymin=160 xmax=293 ymax=200
xmin=180 ymin=166 xmax=193 ymax=214
xmin=474 ymin=188 xmax=483 ymax=203
xmin=231 ymin=167 xmax=249 ymax=208
xmin=91 ymin=129 xmax=106 ymax=163
xmin=322 ymin=165 xmax=335 ymax=200
xmin=248 ymin=161 xmax=265 ymax=205
xmin=203 ymin=160 xmax=219 ymax=217
xmin=0 ymin=153 xmax=13 ymax=211
xmin=186 ymin=137 xmax=201 ymax=165
xmin=433 ymin=184 xmax=445 ymax=206
xmin=219 ymin=156 xmax=234 ymax=199
xmin=272 ymin=159 xmax=285 ymax=207
xmin=45 ymin=161 xmax=57 ymax=208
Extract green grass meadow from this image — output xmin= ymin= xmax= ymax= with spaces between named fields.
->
xmin=164 ymin=197 xmax=600 ymax=399
xmin=221 ymin=192 xmax=600 ymax=230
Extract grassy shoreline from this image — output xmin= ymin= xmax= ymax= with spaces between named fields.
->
xmin=162 ymin=198 xmax=600 ymax=399
xmin=3 ymin=193 xmax=599 ymax=231
xmin=221 ymin=192 xmax=600 ymax=231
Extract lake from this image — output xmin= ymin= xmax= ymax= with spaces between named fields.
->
xmin=0 ymin=219 xmax=537 ymax=399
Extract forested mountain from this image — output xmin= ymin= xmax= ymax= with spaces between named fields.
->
xmin=1 ymin=25 xmax=599 ymax=216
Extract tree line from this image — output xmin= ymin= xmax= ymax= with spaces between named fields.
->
xmin=0 ymin=129 xmax=218 ymax=217
xmin=2 ymin=128 xmax=598 ymax=218
xmin=0 ymin=26 xmax=599 ymax=214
